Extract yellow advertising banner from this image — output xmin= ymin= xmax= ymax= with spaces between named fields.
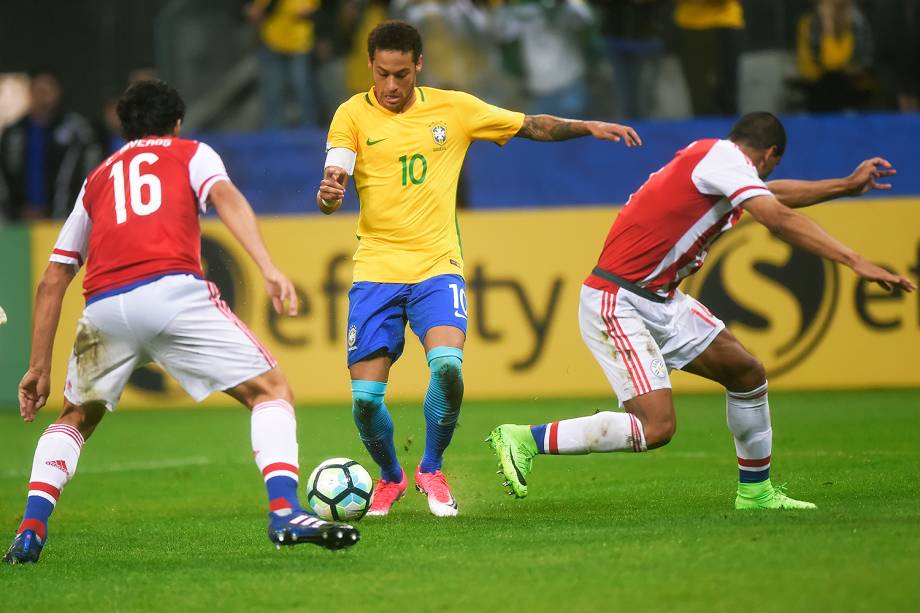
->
xmin=30 ymin=198 xmax=920 ymax=409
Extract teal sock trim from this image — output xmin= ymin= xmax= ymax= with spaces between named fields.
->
xmin=426 ymin=346 xmax=463 ymax=365
xmin=351 ymin=379 xmax=387 ymax=396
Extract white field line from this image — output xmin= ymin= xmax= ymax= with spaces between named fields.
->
xmin=0 ymin=456 xmax=218 ymax=478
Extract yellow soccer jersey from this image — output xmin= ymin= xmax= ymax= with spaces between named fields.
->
xmin=326 ymin=86 xmax=524 ymax=283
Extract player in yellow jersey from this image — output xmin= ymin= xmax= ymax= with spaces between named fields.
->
xmin=317 ymin=20 xmax=641 ymax=517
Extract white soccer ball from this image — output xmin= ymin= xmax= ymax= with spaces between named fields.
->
xmin=306 ymin=457 xmax=374 ymax=522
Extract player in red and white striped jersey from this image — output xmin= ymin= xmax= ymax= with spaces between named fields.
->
xmin=5 ymin=81 xmax=358 ymax=565
xmin=489 ymin=112 xmax=916 ymax=510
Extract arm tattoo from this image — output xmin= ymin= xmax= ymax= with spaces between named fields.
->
xmin=516 ymin=115 xmax=588 ymax=141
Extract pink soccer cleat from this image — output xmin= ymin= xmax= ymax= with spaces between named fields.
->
xmin=366 ymin=470 xmax=408 ymax=516
xmin=414 ymin=466 xmax=459 ymax=517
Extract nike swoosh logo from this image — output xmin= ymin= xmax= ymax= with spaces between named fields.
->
xmin=366 ymin=138 xmax=387 ymax=146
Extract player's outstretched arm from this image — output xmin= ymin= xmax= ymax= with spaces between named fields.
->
xmin=208 ymin=181 xmax=299 ymax=316
xmin=515 ymin=115 xmax=642 ymax=146
xmin=20 ymin=262 xmax=76 ymax=422
xmin=767 ymin=157 xmax=896 ymax=208
xmin=317 ymin=165 xmax=349 ymax=215
xmin=742 ymin=194 xmax=916 ymax=292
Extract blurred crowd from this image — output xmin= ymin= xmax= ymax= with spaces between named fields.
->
xmin=2 ymin=0 xmax=918 ymax=222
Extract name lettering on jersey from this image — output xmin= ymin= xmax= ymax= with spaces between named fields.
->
xmin=106 ymin=138 xmax=174 ymax=167
xmin=429 ymin=122 xmax=448 ymax=152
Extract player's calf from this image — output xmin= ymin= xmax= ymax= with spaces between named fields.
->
xmin=351 ymin=380 xmax=403 ymax=485
xmin=6 ymin=400 xmax=100 ymax=563
xmin=419 ymin=347 xmax=463 ymax=474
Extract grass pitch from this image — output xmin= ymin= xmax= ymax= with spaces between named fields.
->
xmin=1 ymin=389 xmax=919 ymax=612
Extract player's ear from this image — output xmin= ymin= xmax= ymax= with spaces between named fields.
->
xmin=416 ymin=55 xmax=423 ymax=73
xmin=172 ymin=119 xmax=182 ymax=137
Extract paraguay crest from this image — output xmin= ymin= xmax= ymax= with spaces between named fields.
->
xmin=430 ymin=121 xmax=448 ymax=150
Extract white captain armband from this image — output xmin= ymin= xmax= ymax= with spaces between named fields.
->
xmin=324 ymin=147 xmax=356 ymax=176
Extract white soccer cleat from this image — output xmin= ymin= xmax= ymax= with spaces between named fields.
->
xmin=414 ymin=466 xmax=459 ymax=517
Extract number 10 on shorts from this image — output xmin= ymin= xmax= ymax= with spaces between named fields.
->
xmin=449 ymin=283 xmax=468 ymax=320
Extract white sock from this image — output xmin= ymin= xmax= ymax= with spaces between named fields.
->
xmin=29 ymin=424 xmax=83 ymax=497
xmin=251 ymin=400 xmax=300 ymax=512
xmin=18 ymin=424 xmax=84 ymax=540
xmin=540 ymin=412 xmax=647 ymax=454
xmin=726 ymin=382 xmax=772 ymax=483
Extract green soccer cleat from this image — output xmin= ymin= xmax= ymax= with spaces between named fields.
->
xmin=735 ymin=480 xmax=817 ymax=510
xmin=487 ymin=424 xmax=538 ymax=499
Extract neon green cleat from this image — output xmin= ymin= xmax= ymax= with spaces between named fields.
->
xmin=487 ymin=424 xmax=538 ymax=499
xmin=735 ymin=480 xmax=817 ymax=510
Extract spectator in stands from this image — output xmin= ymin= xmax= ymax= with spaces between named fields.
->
xmin=0 ymin=72 xmax=101 ymax=222
xmin=314 ymin=0 xmax=368 ymax=121
xmin=673 ymin=0 xmax=744 ymax=116
xmin=795 ymin=0 xmax=875 ymax=113
xmin=245 ymin=0 xmax=321 ymax=128
xmin=599 ymin=0 xmax=666 ymax=119
xmin=863 ymin=0 xmax=919 ymax=113
xmin=495 ymin=0 xmax=596 ymax=117
xmin=392 ymin=0 xmax=496 ymax=96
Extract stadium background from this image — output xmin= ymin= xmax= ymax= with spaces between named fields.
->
xmin=1 ymin=2 xmax=919 ymax=610
xmin=1 ymin=0 xmax=919 ymax=408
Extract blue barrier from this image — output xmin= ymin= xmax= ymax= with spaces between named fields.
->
xmin=202 ymin=113 xmax=920 ymax=214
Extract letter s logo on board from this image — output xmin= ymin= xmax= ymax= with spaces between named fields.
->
xmin=682 ymin=220 xmax=838 ymax=377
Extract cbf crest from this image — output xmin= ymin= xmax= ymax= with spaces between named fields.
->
xmin=429 ymin=122 xmax=448 ymax=151
xmin=347 ymin=325 xmax=358 ymax=350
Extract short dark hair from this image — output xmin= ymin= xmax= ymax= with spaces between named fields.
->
xmin=367 ymin=20 xmax=422 ymax=62
xmin=116 ymin=80 xmax=186 ymax=141
xmin=727 ymin=112 xmax=786 ymax=156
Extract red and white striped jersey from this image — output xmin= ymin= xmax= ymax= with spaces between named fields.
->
xmin=586 ymin=139 xmax=772 ymax=299
xmin=49 ymin=137 xmax=229 ymax=302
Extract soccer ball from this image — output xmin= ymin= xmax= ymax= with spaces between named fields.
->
xmin=306 ymin=457 xmax=374 ymax=522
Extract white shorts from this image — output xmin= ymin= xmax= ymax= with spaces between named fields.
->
xmin=63 ymin=274 xmax=277 ymax=410
xmin=579 ymin=284 xmax=725 ymax=403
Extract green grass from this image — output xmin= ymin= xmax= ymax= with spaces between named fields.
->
xmin=2 ymin=390 xmax=919 ymax=612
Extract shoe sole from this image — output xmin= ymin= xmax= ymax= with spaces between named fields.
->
xmin=270 ymin=526 xmax=360 ymax=551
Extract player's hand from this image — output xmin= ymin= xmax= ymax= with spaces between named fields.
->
xmin=585 ymin=121 xmax=642 ymax=147
xmin=262 ymin=266 xmax=299 ymax=316
xmin=850 ymin=257 xmax=916 ymax=292
xmin=846 ymin=157 xmax=896 ymax=196
xmin=318 ymin=166 xmax=347 ymax=214
xmin=19 ymin=368 xmax=51 ymax=422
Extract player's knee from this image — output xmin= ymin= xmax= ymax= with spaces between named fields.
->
xmin=427 ymin=347 xmax=463 ymax=392
xmin=58 ymin=400 xmax=106 ymax=440
xmin=429 ymin=355 xmax=462 ymax=385
xmin=644 ymin=415 xmax=676 ymax=449
xmin=351 ymin=381 xmax=387 ymax=423
xmin=733 ymin=355 xmax=766 ymax=392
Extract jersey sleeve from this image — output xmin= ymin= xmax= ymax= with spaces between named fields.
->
xmin=691 ymin=140 xmax=773 ymax=207
xmin=49 ymin=182 xmax=92 ymax=271
xmin=453 ymin=91 xmax=524 ymax=145
xmin=326 ymin=104 xmax=359 ymax=152
xmin=188 ymin=142 xmax=230 ymax=211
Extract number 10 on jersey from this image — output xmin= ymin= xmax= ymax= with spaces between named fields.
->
xmin=108 ymin=153 xmax=162 ymax=224
xmin=399 ymin=154 xmax=427 ymax=186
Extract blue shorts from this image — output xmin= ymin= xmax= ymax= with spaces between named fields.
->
xmin=346 ymin=274 xmax=468 ymax=366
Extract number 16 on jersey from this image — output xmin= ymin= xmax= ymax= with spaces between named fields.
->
xmin=108 ymin=153 xmax=162 ymax=224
